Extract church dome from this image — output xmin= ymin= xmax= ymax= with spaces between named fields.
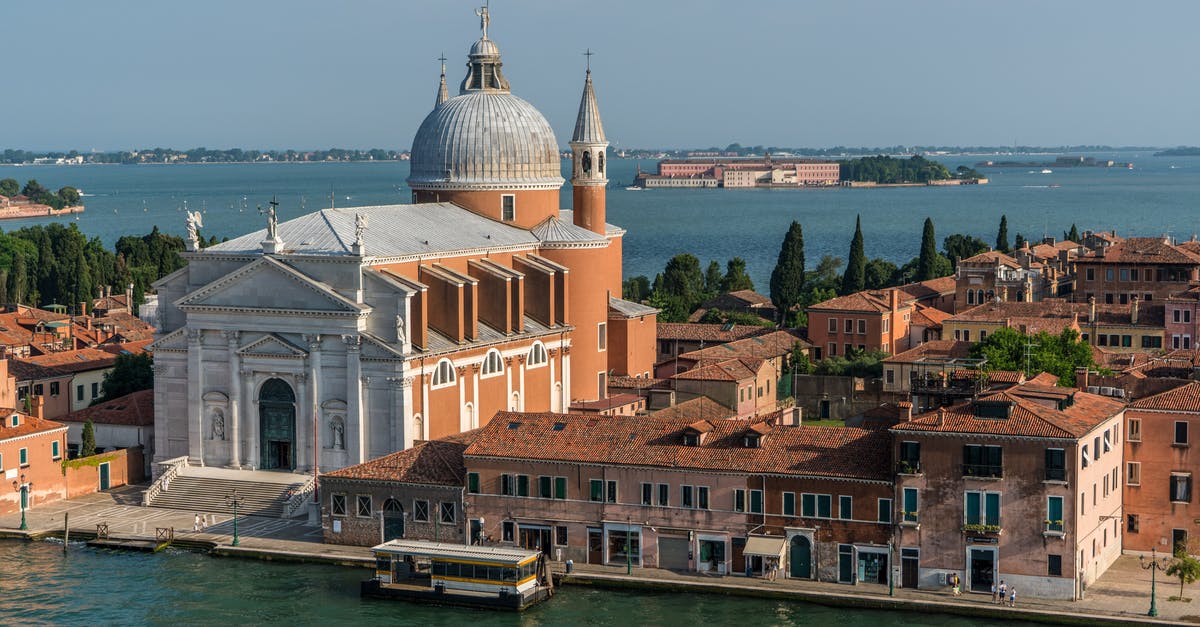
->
xmin=409 ymin=11 xmax=564 ymax=192
xmin=408 ymin=91 xmax=563 ymax=191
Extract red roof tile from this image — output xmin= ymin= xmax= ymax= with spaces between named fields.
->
xmin=671 ymin=358 xmax=760 ymax=382
xmin=22 ymin=348 xmax=117 ymax=373
xmin=649 ymin=397 xmax=734 ymax=421
xmin=808 ymin=290 xmax=905 ymax=313
xmin=570 ymin=393 xmax=643 ymax=411
xmin=884 ymin=340 xmax=973 ymax=363
xmin=1130 ymin=380 xmax=1200 ymax=412
xmin=61 ymin=389 xmax=153 ymax=427
xmin=323 ymin=434 xmax=476 ymax=485
xmin=656 ymin=323 xmax=772 ymax=343
xmin=0 ymin=411 xmax=67 ymax=442
xmin=1078 ymin=237 xmax=1200 ymax=265
xmin=894 ymin=382 xmax=1124 ymax=439
xmin=679 ymin=330 xmax=809 ymax=362
xmin=464 ymin=411 xmax=891 ymax=481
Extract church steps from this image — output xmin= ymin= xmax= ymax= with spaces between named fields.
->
xmin=148 ymin=476 xmax=303 ymax=518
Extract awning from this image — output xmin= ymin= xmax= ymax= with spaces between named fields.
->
xmin=742 ymin=535 xmax=786 ymax=559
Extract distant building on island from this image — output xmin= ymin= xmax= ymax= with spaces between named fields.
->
xmin=636 ymin=155 xmax=841 ymax=189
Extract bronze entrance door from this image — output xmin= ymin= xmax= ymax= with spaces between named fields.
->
xmin=259 ymin=378 xmax=296 ymax=470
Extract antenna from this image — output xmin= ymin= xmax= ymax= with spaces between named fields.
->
xmin=1023 ymin=338 xmax=1040 ymax=376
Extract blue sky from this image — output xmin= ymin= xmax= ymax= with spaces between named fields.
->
xmin=6 ymin=0 xmax=1199 ymax=150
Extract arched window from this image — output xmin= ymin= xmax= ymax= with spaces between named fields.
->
xmin=431 ymin=359 xmax=456 ymax=388
xmin=967 ymin=290 xmax=975 ymax=305
xmin=527 ymin=342 xmax=547 ymax=367
xmin=481 ymin=349 xmax=504 ymax=376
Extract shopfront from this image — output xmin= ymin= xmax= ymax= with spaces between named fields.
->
xmin=855 ymin=545 xmax=890 ymax=585
xmin=604 ymin=522 xmax=642 ymax=567
xmin=697 ymin=535 xmax=728 ymax=575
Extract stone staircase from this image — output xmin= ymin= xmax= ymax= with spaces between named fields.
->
xmin=147 ymin=470 xmax=307 ymax=518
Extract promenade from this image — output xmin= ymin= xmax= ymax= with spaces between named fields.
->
xmin=1 ymin=487 xmax=1195 ymax=625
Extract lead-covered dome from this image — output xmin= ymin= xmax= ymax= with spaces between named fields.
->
xmin=408 ymin=25 xmax=564 ymax=191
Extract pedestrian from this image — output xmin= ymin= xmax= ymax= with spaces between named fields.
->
xmin=193 ymin=513 xmax=200 ymax=532
xmin=769 ymin=559 xmax=779 ymax=582
xmin=952 ymin=574 xmax=960 ymax=597
xmin=201 ymin=515 xmax=208 ymax=531
xmin=998 ymin=580 xmax=1007 ymax=602
xmin=991 ymin=581 xmax=998 ymax=603
xmin=1008 ymin=586 xmax=1017 ymax=607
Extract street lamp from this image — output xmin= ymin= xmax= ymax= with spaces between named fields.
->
xmin=1140 ymin=548 xmax=1171 ymax=617
xmin=626 ymin=515 xmax=632 ymax=575
xmin=11 ymin=474 xmax=31 ymax=531
xmin=226 ymin=489 xmax=244 ymax=547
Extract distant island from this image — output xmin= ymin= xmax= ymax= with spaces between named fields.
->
xmin=633 ymin=155 xmax=985 ymax=189
xmin=1153 ymin=147 xmax=1200 ymax=157
xmin=0 ymin=178 xmax=84 ymax=219
xmin=1 ymin=147 xmax=409 ymax=165
xmin=975 ymin=155 xmax=1133 ymax=169
xmin=613 ymin=143 xmax=1160 ymax=160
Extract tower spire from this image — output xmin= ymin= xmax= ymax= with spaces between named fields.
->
xmin=570 ymin=53 xmax=609 ymax=235
xmin=436 ymin=53 xmax=449 ymax=106
xmin=572 ymin=52 xmax=606 ymax=144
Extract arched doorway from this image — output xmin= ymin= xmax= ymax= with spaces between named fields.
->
xmin=790 ymin=535 xmax=812 ymax=579
xmin=259 ymin=378 xmax=296 ymax=470
xmin=383 ymin=498 xmax=404 ymax=541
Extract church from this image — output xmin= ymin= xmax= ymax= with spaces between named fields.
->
xmin=149 ymin=9 xmax=658 ymax=474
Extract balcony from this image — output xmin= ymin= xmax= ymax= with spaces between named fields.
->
xmin=962 ymin=464 xmax=1003 ymax=479
xmin=1044 ymin=468 xmax=1066 ymax=482
xmin=961 ymin=523 xmax=1002 ymax=535
xmin=896 ymin=461 xmax=922 ymax=476
xmin=1043 ymin=520 xmax=1065 ymax=538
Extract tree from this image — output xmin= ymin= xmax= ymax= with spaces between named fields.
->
xmin=995 ymin=215 xmax=1010 ymax=253
xmin=0 ymin=178 xmax=17 ymax=197
xmin=1014 ymin=233 xmax=1027 ymax=250
xmin=80 ymin=419 xmax=96 ymax=458
xmin=21 ymin=179 xmax=48 ymax=198
xmin=943 ymin=233 xmax=989 ymax=268
xmin=57 ymin=186 xmax=81 ymax=206
xmin=622 ymin=275 xmax=651 ymax=302
xmin=864 ymin=258 xmax=898 ymax=290
xmin=721 ymin=257 xmax=754 ymax=292
xmin=841 ymin=215 xmax=866 ymax=295
xmin=769 ymin=221 xmax=805 ymax=323
xmin=1167 ymin=549 xmax=1200 ymax=600
xmin=704 ymin=260 xmax=724 ymax=297
xmin=96 ymin=353 xmax=154 ymax=404
xmin=916 ymin=218 xmax=939 ymax=281
xmin=968 ymin=327 xmax=1096 ymax=384
xmin=1066 ymin=224 xmax=1081 ymax=242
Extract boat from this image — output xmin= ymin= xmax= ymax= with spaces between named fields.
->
xmin=625 ymin=185 xmax=642 ymax=191
xmin=362 ymin=540 xmax=554 ymax=611
xmin=1040 ymin=169 xmax=1053 ymax=174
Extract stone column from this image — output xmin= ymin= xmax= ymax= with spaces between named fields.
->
xmin=471 ymin=365 xmax=480 ymax=429
xmin=400 ymin=376 xmax=414 ymax=449
xmin=421 ymin=375 xmax=430 ymax=441
xmin=306 ymin=334 xmax=322 ymax=474
xmin=186 ymin=328 xmax=204 ymax=466
xmin=294 ymin=371 xmax=308 ymax=473
xmin=152 ymin=363 xmax=169 ymax=465
xmin=243 ymin=369 xmax=258 ymax=469
xmin=223 ymin=331 xmax=242 ymax=468
xmin=517 ymin=355 xmax=526 ymax=411
xmin=548 ymin=349 xmax=556 ymax=411
xmin=458 ymin=367 xmax=468 ymax=432
xmin=561 ymin=346 xmax=572 ymax=407
xmin=343 ymin=334 xmax=364 ymax=464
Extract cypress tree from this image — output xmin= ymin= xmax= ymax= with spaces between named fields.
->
xmin=704 ymin=260 xmax=723 ymax=297
xmin=9 ymin=252 xmax=25 ymax=304
xmin=1014 ymin=233 xmax=1027 ymax=250
xmin=81 ymin=419 xmax=96 ymax=457
xmin=769 ymin=221 xmax=805 ymax=324
xmin=841 ymin=215 xmax=866 ymax=294
xmin=916 ymin=218 xmax=938 ymax=281
xmin=1067 ymin=224 xmax=1080 ymax=242
xmin=996 ymin=215 xmax=1009 ymax=252
xmin=721 ymin=257 xmax=754 ymax=292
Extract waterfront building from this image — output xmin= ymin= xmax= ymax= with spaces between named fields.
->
xmin=640 ymin=157 xmax=840 ymax=189
xmin=0 ymin=355 xmax=68 ymax=516
xmin=1122 ymin=381 xmax=1200 ymax=553
xmin=1074 ymin=236 xmax=1200 ymax=304
xmin=149 ymin=9 xmax=656 ymax=476
xmin=22 ymin=348 xmax=120 ymax=413
xmin=943 ymin=299 xmax=1165 ymax=352
xmin=891 ymin=381 xmax=1125 ymax=599
xmin=1165 ymin=284 xmax=1200 ymax=349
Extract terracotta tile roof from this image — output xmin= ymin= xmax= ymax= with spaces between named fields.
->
xmin=948 ymin=300 xmax=1164 ymax=329
xmin=0 ymin=411 xmax=67 ymax=442
xmin=679 ymin=330 xmax=809 ymax=362
xmin=323 ymin=433 xmax=476 ymax=485
xmin=649 ymin=396 xmax=735 ymax=421
xmin=884 ymin=340 xmax=972 ymax=363
xmin=656 ymin=323 xmax=772 ymax=343
xmin=671 ymin=358 xmax=760 ymax=382
xmin=1130 ymin=381 xmax=1200 ymax=412
xmin=808 ymin=290 xmax=901 ymax=313
xmin=1178 ymin=240 xmax=1200 ymax=257
xmin=6 ymin=359 xmax=69 ymax=382
xmin=911 ymin=305 xmax=951 ymax=328
xmin=570 ymin=393 xmax=643 ymax=411
xmin=894 ymin=382 xmax=1124 ymax=439
xmin=1027 ymin=372 xmax=1062 ymax=386
xmin=607 ymin=375 xmax=669 ymax=390
xmin=895 ymin=276 xmax=956 ymax=301
xmin=60 ymin=389 xmax=153 ymax=427
xmin=21 ymin=348 xmax=118 ymax=373
xmin=98 ymin=339 xmax=153 ymax=355
xmin=1079 ymin=237 xmax=1200 ymax=265
xmin=464 ymin=411 xmax=892 ymax=481
xmin=960 ymin=250 xmax=1020 ymax=267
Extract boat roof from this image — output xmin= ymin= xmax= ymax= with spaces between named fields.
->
xmin=372 ymin=540 xmax=540 ymax=566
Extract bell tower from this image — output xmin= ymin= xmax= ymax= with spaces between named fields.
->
xmin=570 ymin=54 xmax=608 ymax=235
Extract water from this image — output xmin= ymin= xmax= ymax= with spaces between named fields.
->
xmin=0 ymin=540 xmax=1033 ymax=626
xmin=3 ymin=151 xmax=1197 ymax=289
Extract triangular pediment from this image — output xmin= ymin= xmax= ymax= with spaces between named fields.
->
xmin=237 ymin=333 xmax=308 ymax=358
xmin=176 ymin=256 xmax=365 ymax=315
xmin=360 ymin=333 xmax=405 ymax=360
xmin=148 ymin=327 xmax=187 ymax=352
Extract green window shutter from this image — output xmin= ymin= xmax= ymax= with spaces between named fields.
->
xmin=839 ymin=495 xmax=852 ymax=520
xmin=750 ymin=490 xmax=763 ymax=513
xmin=985 ymin=492 xmax=1001 ymax=526
xmin=801 ymin=494 xmax=816 ymax=517
xmin=467 ymin=472 xmax=480 ymax=494
xmin=966 ymin=492 xmax=981 ymax=525
xmin=904 ymin=488 xmax=918 ymax=521
xmin=1048 ymin=496 xmax=1063 ymax=521
xmin=539 ymin=476 xmax=552 ymax=498
xmin=590 ymin=479 xmax=603 ymax=502
xmin=817 ymin=495 xmax=831 ymax=518
xmin=518 ymin=475 xmax=529 ymax=497
xmin=734 ymin=489 xmax=745 ymax=512
xmin=783 ymin=493 xmax=795 ymax=516
xmin=19 ymin=448 xmax=27 ymax=465
xmin=555 ymin=477 xmax=567 ymax=500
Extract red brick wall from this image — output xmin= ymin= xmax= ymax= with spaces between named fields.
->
xmin=64 ymin=447 xmax=144 ymax=498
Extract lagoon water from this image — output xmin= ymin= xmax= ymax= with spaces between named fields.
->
xmin=2 ymin=151 xmax=1197 ymax=289
xmin=0 ymin=540 xmax=1035 ymax=626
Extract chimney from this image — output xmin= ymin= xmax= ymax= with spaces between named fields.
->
xmin=936 ymin=407 xmax=945 ymax=427
xmin=79 ymin=301 xmax=87 ymax=317
xmin=31 ymin=394 xmax=44 ymax=420
xmin=899 ymin=401 xmax=913 ymax=422
xmin=1131 ymin=295 xmax=1140 ymax=325
xmin=126 ymin=283 xmax=134 ymax=309
xmin=890 ymin=288 xmax=899 ymax=312
xmin=1088 ymin=296 xmax=1096 ymax=324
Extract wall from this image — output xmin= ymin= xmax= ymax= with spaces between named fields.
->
xmin=321 ymin=477 xmax=464 ymax=547
xmin=793 ymin=375 xmax=901 ymax=421
xmin=64 ymin=447 xmax=144 ymax=498
xmin=1124 ymin=407 xmax=1200 ymax=552
xmin=0 ymin=426 xmax=68 ymax=516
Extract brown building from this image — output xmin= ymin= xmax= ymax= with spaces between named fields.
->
xmin=655 ymin=323 xmax=772 ymax=364
xmin=806 ymin=288 xmax=914 ymax=359
xmin=891 ymin=381 xmax=1125 ymax=599
xmin=944 ymin=299 xmax=1165 ymax=353
xmin=1074 ymin=236 xmax=1200 ymax=304
xmin=1123 ymin=381 xmax=1200 ymax=553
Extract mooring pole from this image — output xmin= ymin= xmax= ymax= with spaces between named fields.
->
xmin=63 ymin=512 xmax=69 ymax=553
